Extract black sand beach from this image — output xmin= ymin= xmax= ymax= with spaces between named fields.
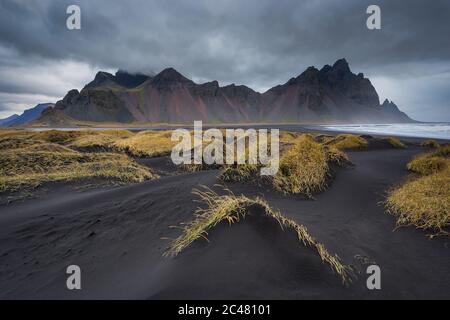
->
xmin=2 ymin=0 xmax=450 ymax=303
xmin=1 ymin=143 xmax=449 ymax=299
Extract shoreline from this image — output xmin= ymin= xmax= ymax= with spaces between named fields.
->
xmin=7 ymin=122 xmax=450 ymax=142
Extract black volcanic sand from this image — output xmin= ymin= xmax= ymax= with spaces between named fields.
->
xmin=0 ymin=146 xmax=449 ymax=299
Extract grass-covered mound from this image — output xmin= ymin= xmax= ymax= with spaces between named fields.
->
xmin=386 ymin=172 xmax=449 ymax=236
xmin=0 ymin=148 xmax=156 ymax=192
xmin=1 ymin=129 xmax=132 ymax=148
xmin=184 ymin=131 xmax=281 ymax=175
xmin=0 ymin=131 xmax=158 ymax=192
xmin=407 ymin=145 xmax=450 ymax=176
xmin=114 ymin=130 xmax=176 ymax=157
xmin=385 ymin=137 xmax=406 ymax=149
xmin=220 ymin=164 xmax=259 ymax=182
xmin=432 ymin=144 xmax=450 ymax=157
xmin=407 ymin=155 xmax=448 ymax=175
xmin=421 ymin=139 xmax=440 ymax=148
xmin=220 ymin=135 xmax=351 ymax=197
xmin=45 ymin=129 xmax=175 ymax=158
xmin=1 ymin=129 xmax=177 ymax=158
xmin=324 ymin=145 xmax=351 ymax=166
xmin=273 ymin=135 xmax=329 ymax=195
xmin=164 ymin=187 xmax=353 ymax=285
xmin=279 ymin=131 xmax=301 ymax=144
xmin=67 ymin=130 xmax=132 ymax=151
xmin=323 ymin=134 xmax=368 ymax=150
xmin=31 ymin=130 xmax=90 ymax=144
xmin=69 ymin=133 xmax=122 ymax=152
xmin=0 ymin=129 xmax=31 ymax=138
xmin=386 ymin=145 xmax=450 ymax=236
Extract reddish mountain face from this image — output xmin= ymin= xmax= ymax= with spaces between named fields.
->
xmin=42 ymin=59 xmax=413 ymax=124
xmin=260 ymin=59 xmax=398 ymax=123
xmin=118 ymin=68 xmax=263 ymax=123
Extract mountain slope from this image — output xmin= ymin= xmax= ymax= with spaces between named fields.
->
xmin=260 ymin=59 xmax=411 ymax=123
xmin=37 ymin=60 xmax=414 ymax=124
xmin=1 ymin=103 xmax=54 ymax=127
xmin=0 ymin=114 xmax=19 ymax=126
xmin=118 ymin=68 xmax=263 ymax=123
xmin=49 ymin=71 xmax=152 ymax=123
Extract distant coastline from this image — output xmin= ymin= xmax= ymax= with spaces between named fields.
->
xmin=14 ymin=122 xmax=449 ymax=141
xmin=314 ymin=122 xmax=450 ymax=140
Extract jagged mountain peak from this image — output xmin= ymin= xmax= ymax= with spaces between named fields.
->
xmin=42 ymin=58 xmax=413 ymax=124
xmin=66 ymin=89 xmax=80 ymax=99
xmin=304 ymin=66 xmax=320 ymax=73
xmin=114 ymin=70 xmax=150 ymax=88
xmin=381 ymin=99 xmax=400 ymax=111
xmin=115 ymin=69 xmax=144 ymax=77
xmin=84 ymin=71 xmax=117 ymax=90
xmin=153 ymin=67 xmax=190 ymax=82
xmin=220 ymin=83 xmax=259 ymax=98
xmin=320 ymin=64 xmax=332 ymax=73
xmin=293 ymin=66 xmax=320 ymax=84
xmin=85 ymin=70 xmax=151 ymax=90
xmin=96 ymin=71 xmax=114 ymax=78
xmin=332 ymin=58 xmax=350 ymax=72
xmin=320 ymin=59 xmax=351 ymax=80
xmin=201 ymin=80 xmax=219 ymax=87
xmin=95 ymin=71 xmax=116 ymax=83
xmin=222 ymin=83 xmax=253 ymax=90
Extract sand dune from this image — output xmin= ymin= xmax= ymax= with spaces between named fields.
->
xmin=0 ymin=147 xmax=449 ymax=299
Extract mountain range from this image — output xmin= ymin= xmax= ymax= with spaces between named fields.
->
xmin=0 ymin=103 xmax=54 ymax=127
xmin=36 ymin=59 xmax=413 ymax=125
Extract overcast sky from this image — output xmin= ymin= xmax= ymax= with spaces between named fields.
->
xmin=0 ymin=0 xmax=449 ymax=121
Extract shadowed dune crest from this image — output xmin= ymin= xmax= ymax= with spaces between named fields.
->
xmin=164 ymin=186 xmax=353 ymax=285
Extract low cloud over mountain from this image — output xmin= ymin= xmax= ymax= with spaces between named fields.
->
xmin=38 ymin=59 xmax=412 ymax=124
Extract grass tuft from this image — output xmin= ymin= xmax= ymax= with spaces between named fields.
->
xmin=421 ymin=139 xmax=440 ymax=148
xmin=31 ymin=130 xmax=89 ymax=144
xmin=407 ymin=155 xmax=448 ymax=176
xmin=69 ymin=133 xmax=122 ymax=152
xmin=0 ymin=133 xmax=158 ymax=192
xmin=323 ymin=134 xmax=368 ymax=150
xmin=431 ymin=144 xmax=450 ymax=157
xmin=218 ymin=135 xmax=351 ymax=195
xmin=114 ymin=130 xmax=176 ymax=157
xmin=0 ymin=150 xmax=156 ymax=192
xmin=97 ymin=129 xmax=134 ymax=138
xmin=324 ymin=145 xmax=352 ymax=167
xmin=220 ymin=164 xmax=259 ymax=182
xmin=0 ymin=129 xmax=33 ymax=139
xmin=386 ymin=171 xmax=449 ymax=236
xmin=164 ymin=186 xmax=353 ymax=285
xmin=386 ymin=146 xmax=450 ymax=237
xmin=385 ymin=137 xmax=406 ymax=149
xmin=272 ymin=135 xmax=329 ymax=196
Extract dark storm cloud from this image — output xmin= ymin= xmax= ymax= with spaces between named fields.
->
xmin=0 ymin=0 xmax=449 ymax=120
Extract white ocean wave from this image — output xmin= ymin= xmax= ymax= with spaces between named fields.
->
xmin=319 ymin=123 xmax=450 ymax=140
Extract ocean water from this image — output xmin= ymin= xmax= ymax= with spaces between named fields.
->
xmin=318 ymin=123 xmax=450 ymax=140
